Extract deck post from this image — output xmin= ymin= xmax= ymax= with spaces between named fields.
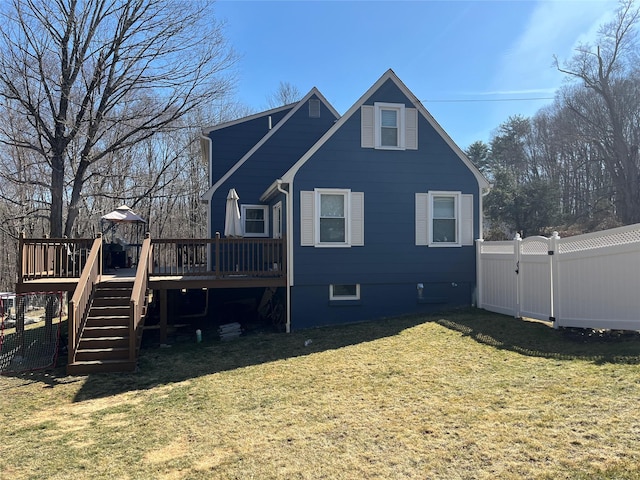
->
xmin=160 ymin=288 xmax=168 ymax=344
xmin=215 ymin=232 xmax=220 ymax=277
xmin=17 ymin=231 xmax=25 ymax=287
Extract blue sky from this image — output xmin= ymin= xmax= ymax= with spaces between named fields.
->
xmin=213 ymin=0 xmax=618 ymax=149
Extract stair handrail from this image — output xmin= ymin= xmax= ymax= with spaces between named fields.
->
xmin=68 ymin=234 xmax=103 ymax=363
xmin=129 ymin=233 xmax=152 ymax=362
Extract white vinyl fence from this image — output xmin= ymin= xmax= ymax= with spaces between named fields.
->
xmin=477 ymin=223 xmax=640 ymax=331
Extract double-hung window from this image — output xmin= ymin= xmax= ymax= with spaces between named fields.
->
xmin=380 ymin=108 xmax=399 ymax=147
xmin=300 ymin=189 xmax=364 ymax=247
xmin=431 ymin=194 xmax=458 ymax=244
xmin=241 ymin=205 xmax=269 ymax=237
xmin=361 ymin=102 xmax=417 ymax=150
xmin=415 ymin=191 xmax=474 ymax=247
xmin=318 ymin=190 xmax=348 ymax=244
xmin=375 ymin=102 xmax=404 ymax=149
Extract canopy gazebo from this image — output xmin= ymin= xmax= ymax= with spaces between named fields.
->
xmin=101 ymin=205 xmax=146 ymax=269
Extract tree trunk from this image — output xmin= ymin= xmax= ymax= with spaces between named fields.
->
xmin=50 ymin=153 xmax=65 ymax=238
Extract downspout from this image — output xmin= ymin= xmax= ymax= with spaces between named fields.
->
xmin=276 ymin=179 xmax=292 ymax=333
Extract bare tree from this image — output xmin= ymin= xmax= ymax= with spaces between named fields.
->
xmin=266 ymin=81 xmax=302 ymax=108
xmin=554 ymin=0 xmax=640 ymax=224
xmin=0 ymin=0 xmax=237 ymax=237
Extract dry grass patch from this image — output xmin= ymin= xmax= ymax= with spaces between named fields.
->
xmin=1 ymin=309 xmax=640 ymax=479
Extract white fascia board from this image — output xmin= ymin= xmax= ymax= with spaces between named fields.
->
xmin=201 ymin=104 xmax=294 ymax=135
xmin=282 ymin=69 xmax=490 ymax=191
xmin=281 ymin=71 xmax=396 ymax=184
xmin=386 ymin=71 xmax=490 ymax=190
xmin=200 ymin=135 xmax=213 ymax=203
xmin=205 ymin=88 xmax=335 ymax=201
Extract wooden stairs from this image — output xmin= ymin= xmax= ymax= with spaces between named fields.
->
xmin=67 ymin=280 xmax=145 ymax=375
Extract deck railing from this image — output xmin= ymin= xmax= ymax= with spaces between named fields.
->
xmin=19 ymin=234 xmax=96 ymax=282
xmin=151 ymin=235 xmax=286 ymax=278
xmin=68 ymin=236 xmax=103 ymax=363
xmin=129 ymin=234 xmax=152 ymax=362
xmin=17 ymin=235 xmax=286 ymax=281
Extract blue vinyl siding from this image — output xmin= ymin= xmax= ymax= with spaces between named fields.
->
xmin=209 ymin=96 xmax=338 ymax=237
xmin=209 ymin=107 xmax=292 ymax=184
xmin=290 ymin=82 xmax=481 ymax=328
xmin=291 ymin=282 xmax=473 ymax=331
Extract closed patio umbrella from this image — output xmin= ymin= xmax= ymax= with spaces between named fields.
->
xmin=224 ymin=188 xmax=242 ymax=237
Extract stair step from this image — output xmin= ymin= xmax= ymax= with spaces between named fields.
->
xmin=99 ymin=281 xmax=134 ymax=289
xmin=79 ymin=336 xmax=129 ymax=349
xmin=75 ymin=347 xmax=129 ymax=361
xmin=94 ymin=288 xmax=131 ymax=298
xmin=85 ymin=315 xmax=130 ymax=327
xmin=91 ymin=295 xmax=130 ymax=302
xmin=67 ymin=359 xmax=136 ymax=375
xmin=89 ymin=305 xmax=129 ymax=316
xmin=83 ymin=325 xmax=129 ymax=337
xmin=65 ymin=279 xmax=146 ymax=375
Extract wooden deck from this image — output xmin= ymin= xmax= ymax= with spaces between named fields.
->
xmin=17 ymin=235 xmax=287 ymax=294
xmin=15 ymin=235 xmax=288 ymax=373
xmin=17 ymin=268 xmax=286 ymax=293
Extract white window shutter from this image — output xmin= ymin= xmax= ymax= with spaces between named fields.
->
xmin=361 ymin=105 xmax=374 ymax=148
xmin=415 ymin=193 xmax=429 ymax=246
xmin=351 ymin=192 xmax=364 ymax=246
xmin=461 ymin=194 xmax=474 ymax=245
xmin=300 ymin=191 xmax=315 ymax=246
xmin=406 ymin=108 xmax=418 ymax=150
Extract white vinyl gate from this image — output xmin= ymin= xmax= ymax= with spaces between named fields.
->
xmin=477 ymin=224 xmax=640 ymax=331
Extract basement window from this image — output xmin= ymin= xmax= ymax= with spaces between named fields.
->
xmin=329 ymin=284 xmax=360 ymax=301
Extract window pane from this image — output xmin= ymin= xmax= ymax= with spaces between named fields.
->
xmin=381 ymin=127 xmax=398 ymax=146
xmin=433 ymin=197 xmax=455 ymax=218
xmin=333 ymin=284 xmax=357 ymax=297
xmin=381 ymin=109 xmax=397 ymax=127
xmin=245 ymin=219 xmax=265 ymax=234
xmin=433 ymin=219 xmax=456 ymax=242
xmin=320 ymin=217 xmax=345 ymax=242
xmin=245 ymin=209 xmax=264 ymax=221
xmin=320 ymin=194 xmax=344 ymax=218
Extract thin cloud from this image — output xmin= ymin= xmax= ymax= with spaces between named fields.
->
xmin=496 ymin=0 xmax=617 ymax=91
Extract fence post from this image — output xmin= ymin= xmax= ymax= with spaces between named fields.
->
xmin=475 ymin=239 xmax=484 ymax=309
xmin=549 ymin=231 xmax=560 ymax=328
xmin=514 ymin=233 xmax=522 ymax=318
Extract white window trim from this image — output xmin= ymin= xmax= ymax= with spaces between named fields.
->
xmin=241 ymin=204 xmax=269 ymax=237
xmin=315 ymin=188 xmax=351 ymax=247
xmin=428 ymin=191 xmax=461 ymax=247
xmin=272 ymin=201 xmax=282 ymax=239
xmin=329 ymin=284 xmax=361 ymax=301
xmin=374 ymin=102 xmax=405 ymax=150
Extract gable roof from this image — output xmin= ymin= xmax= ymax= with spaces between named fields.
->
xmin=201 ymin=87 xmax=340 ymax=203
xmin=279 ymin=69 xmax=489 ymax=189
xmin=202 ymin=103 xmax=295 ymax=135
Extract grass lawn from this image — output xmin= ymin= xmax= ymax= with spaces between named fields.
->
xmin=1 ymin=308 xmax=640 ymax=479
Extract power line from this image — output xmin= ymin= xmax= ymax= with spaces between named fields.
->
xmin=422 ymin=97 xmax=555 ymax=103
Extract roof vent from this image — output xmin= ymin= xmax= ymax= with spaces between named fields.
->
xmin=309 ymin=99 xmax=320 ymax=118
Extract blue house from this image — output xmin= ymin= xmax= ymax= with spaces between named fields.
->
xmin=202 ymin=69 xmax=489 ymax=331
